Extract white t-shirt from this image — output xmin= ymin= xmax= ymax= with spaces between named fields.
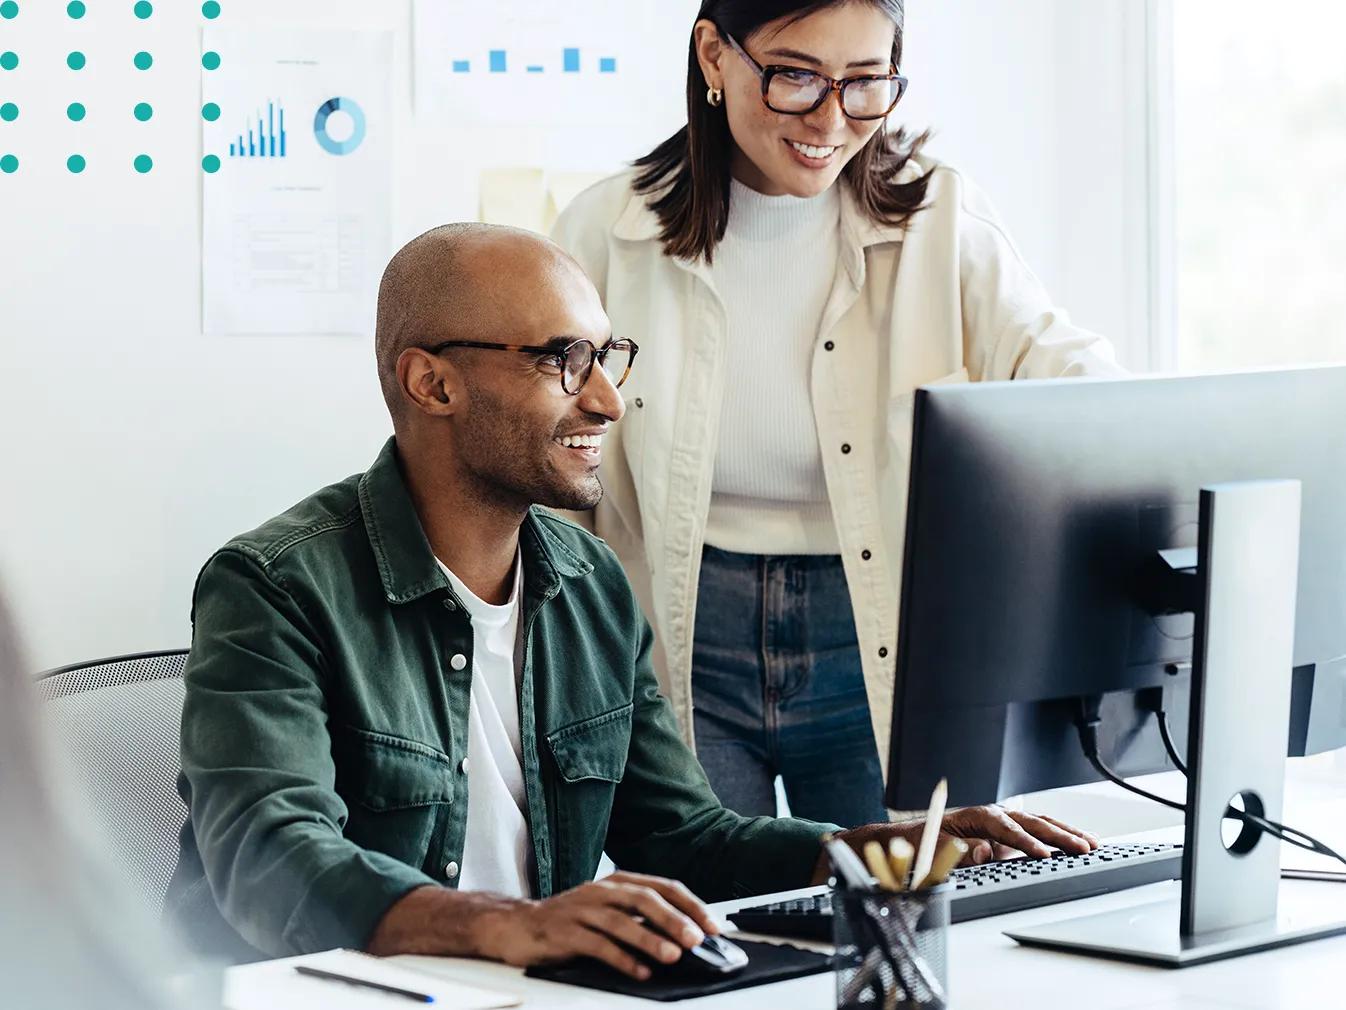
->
xmin=436 ymin=553 xmax=533 ymax=898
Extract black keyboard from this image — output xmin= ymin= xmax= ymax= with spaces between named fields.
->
xmin=728 ymin=842 xmax=1182 ymax=941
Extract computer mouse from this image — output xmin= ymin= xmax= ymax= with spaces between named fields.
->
xmin=659 ymin=933 xmax=750 ymax=978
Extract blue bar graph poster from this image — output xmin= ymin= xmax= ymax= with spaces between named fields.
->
xmin=229 ymin=101 xmax=288 ymax=159
xmin=202 ymin=27 xmax=393 ymax=336
xmin=413 ymin=0 xmax=694 ymax=127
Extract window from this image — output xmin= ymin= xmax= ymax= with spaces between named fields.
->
xmin=1172 ymin=0 xmax=1346 ymax=372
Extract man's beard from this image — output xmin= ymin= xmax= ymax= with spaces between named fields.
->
xmin=457 ymin=385 xmax=604 ymax=512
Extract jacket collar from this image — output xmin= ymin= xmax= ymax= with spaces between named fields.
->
xmin=611 ymin=158 xmax=924 ymax=252
xmin=358 ymin=437 xmax=591 ymax=605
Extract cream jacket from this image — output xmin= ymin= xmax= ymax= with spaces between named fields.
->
xmin=551 ymin=157 xmax=1123 ymax=773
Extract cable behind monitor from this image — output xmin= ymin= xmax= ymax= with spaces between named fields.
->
xmin=1073 ymin=697 xmax=1346 ymax=869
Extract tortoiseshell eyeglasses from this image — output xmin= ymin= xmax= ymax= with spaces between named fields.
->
xmin=423 ymin=337 xmax=639 ymax=396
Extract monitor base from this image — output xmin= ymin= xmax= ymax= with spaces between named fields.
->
xmin=1005 ymin=884 xmax=1346 ymax=968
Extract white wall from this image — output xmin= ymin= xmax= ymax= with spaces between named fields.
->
xmin=902 ymin=0 xmax=1154 ymax=356
xmin=0 ymin=0 xmax=1152 ymax=671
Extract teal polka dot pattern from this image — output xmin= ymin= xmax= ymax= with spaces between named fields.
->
xmin=201 ymin=51 xmax=221 ymax=71
xmin=0 ymin=102 xmax=17 ymax=122
xmin=202 ymin=1 xmax=221 ymax=18
xmin=134 ymin=51 xmax=153 ymax=70
xmin=67 ymin=102 xmax=85 ymax=121
xmin=0 ymin=52 xmax=17 ymax=71
xmin=202 ymin=154 xmax=220 ymax=173
xmin=134 ymin=154 xmax=152 ymax=173
xmin=134 ymin=1 xmax=152 ymax=18
xmin=67 ymin=1 xmax=85 ymax=17
xmin=0 ymin=154 xmax=17 ymax=173
xmin=134 ymin=102 xmax=152 ymax=122
xmin=67 ymin=51 xmax=86 ymax=70
xmin=0 ymin=1 xmax=18 ymax=18
xmin=67 ymin=154 xmax=86 ymax=173
xmin=202 ymin=102 xmax=221 ymax=122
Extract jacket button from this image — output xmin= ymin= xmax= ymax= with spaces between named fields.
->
xmin=459 ymin=757 xmax=470 ymax=774
xmin=450 ymin=654 xmax=467 ymax=671
xmin=862 ymin=549 xmax=873 ymax=561
xmin=824 ymin=341 xmax=835 ymax=351
xmin=445 ymin=861 xmax=460 ymax=879
xmin=879 ymin=647 xmax=890 ymax=659
xmin=841 ymin=443 xmax=852 ymax=455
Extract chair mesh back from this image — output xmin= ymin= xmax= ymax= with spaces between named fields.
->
xmin=37 ymin=652 xmax=189 ymax=914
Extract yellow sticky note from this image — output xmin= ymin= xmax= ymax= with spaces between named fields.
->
xmin=478 ymin=168 xmax=548 ymax=232
xmin=543 ymin=171 xmax=610 ymax=231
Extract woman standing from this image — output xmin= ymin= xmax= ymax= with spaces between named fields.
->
xmin=552 ymin=0 xmax=1121 ymax=826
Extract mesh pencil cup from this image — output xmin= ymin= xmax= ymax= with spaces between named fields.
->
xmin=833 ymin=883 xmax=951 ymax=1010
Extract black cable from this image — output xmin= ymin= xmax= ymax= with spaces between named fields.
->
xmin=1238 ymin=809 xmax=1346 ymax=868
xmin=1074 ymin=698 xmax=1346 ymax=869
xmin=1085 ymin=752 xmax=1187 ymax=811
xmin=1153 ymin=710 xmax=1345 ymax=865
xmin=1155 ymin=709 xmax=1188 ymax=775
xmin=1076 ymin=698 xmax=1185 ymax=812
xmin=1100 ymin=745 xmax=1346 ymax=868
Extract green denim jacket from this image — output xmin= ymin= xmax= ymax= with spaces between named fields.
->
xmin=164 ymin=438 xmax=836 ymax=962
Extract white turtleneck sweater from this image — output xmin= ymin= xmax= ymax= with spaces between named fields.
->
xmin=704 ymin=179 xmax=842 ymax=556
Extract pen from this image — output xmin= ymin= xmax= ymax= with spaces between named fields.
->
xmin=1281 ymin=867 xmax=1346 ymax=883
xmin=294 ymin=964 xmax=436 ymax=1003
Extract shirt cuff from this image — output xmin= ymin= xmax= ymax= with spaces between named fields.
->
xmin=281 ymin=849 xmax=439 ymax=954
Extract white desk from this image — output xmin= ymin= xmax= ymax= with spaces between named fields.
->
xmin=226 ymin=788 xmax=1346 ymax=1009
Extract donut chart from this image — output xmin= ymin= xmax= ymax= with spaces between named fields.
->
xmin=312 ymin=97 xmax=366 ymax=156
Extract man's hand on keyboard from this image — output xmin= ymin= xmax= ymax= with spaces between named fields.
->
xmin=933 ymin=807 xmax=1100 ymax=865
xmin=816 ymin=807 xmax=1101 ymax=883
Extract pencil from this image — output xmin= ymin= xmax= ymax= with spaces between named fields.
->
xmin=909 ymin=778 xmax=948 ymax=889
xmin=863 ymin=840 xmax=901 ymax=890
xmin=887 ymin=837 xmax=914 ymax=890
xmin=917 ymin=837 xmax=968 ymax=889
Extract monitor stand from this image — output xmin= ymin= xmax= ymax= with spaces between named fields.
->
xmin=1006 ymin=480 xmax=1346 ymax=967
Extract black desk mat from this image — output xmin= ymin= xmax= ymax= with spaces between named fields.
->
xmin=525 ymin=938 xmax=834 ymax=1002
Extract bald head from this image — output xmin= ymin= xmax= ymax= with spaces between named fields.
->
xmin=374 ymin=223 xmax=595 ymax=424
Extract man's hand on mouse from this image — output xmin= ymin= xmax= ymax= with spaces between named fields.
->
xmin=476 ymin=871 xmax=718 ymax=981
xmin=812 ymin=806 xmax=1101 ymax=884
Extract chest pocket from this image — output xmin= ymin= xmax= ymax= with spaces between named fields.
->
xmin=333 ymin=726 xmax=456 ymax=874
xmin=546 ymin=703 xmax=633 ymax=888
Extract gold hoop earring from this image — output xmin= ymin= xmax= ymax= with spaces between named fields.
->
xmin=706 ymin=86 xmax=723 ymax=108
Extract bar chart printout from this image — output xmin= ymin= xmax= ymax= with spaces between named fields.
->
xmin=229 ymin=101 xmax=288 ymax=159
xmin=413 ymin=0 xmax=689 ymax=127
xmin=203 ymin=27 xmax=393 ymax=336
xmin=452 ymin=46 xmax=618 ymax=74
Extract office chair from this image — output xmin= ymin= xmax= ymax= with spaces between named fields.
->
xmin=36 ymin=650 xmax=189 ymax=914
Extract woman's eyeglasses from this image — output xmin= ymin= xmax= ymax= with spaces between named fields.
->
xmin=723 ymin=30 xmax=908 ymax=121
xmin=423 ymin=337 xmax=639 ymax=396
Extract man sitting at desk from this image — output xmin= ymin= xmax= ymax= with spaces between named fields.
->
xmin=165 ymin=224 xmax=1097 ymax=977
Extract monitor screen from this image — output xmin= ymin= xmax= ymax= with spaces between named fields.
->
xmin=886 ymin=367 xmax=1346 ymax=809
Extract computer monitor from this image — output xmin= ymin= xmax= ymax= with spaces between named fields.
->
xmin=885 ymin=366 xmax=1346 ymax=810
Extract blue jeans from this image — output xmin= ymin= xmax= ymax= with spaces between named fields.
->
xmin=691 ymin=545 xmax=888 ymax=828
